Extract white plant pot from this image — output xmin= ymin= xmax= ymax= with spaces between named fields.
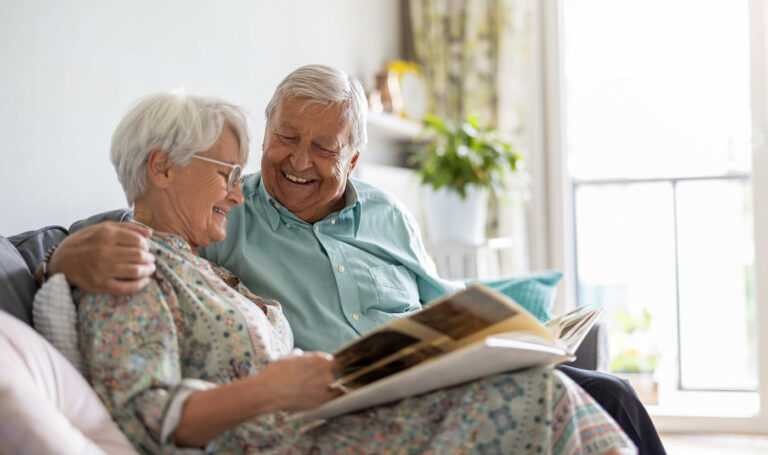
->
xmin=424 ymin=185 xmax=489 ymax=245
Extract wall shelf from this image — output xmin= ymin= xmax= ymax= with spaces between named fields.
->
xmin=367 ymin=111 xmax=424 ymax=141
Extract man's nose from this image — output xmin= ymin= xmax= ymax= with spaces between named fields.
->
xmin=290 ymin=143 xmax=313 ymax=171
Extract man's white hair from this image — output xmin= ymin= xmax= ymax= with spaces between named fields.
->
xmin=264 ymin=64 xmax=368 ymax=154
xmin=111 ymin=91 xmax=249 ymax=205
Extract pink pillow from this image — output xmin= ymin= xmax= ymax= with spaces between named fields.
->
xmin=0 ymin=311 xmax=137 ymax=454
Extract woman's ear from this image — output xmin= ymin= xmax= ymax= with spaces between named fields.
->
xmin=146 ymin=149 xmax=172 ymax=189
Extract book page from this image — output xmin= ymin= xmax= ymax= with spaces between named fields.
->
xmin=545 ymin=305 xmax=602 ymax=353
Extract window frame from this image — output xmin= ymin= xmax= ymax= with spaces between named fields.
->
xmin=539 ymin=0 xmax=768 ymax=433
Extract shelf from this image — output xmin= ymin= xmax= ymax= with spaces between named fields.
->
xmin=366 ymin=111 xmax=424 ymax=141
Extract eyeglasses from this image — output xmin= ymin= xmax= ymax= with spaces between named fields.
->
xmin=191 ymin=155 xmax=244 ymax=192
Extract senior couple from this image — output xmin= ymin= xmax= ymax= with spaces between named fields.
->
xmin=45 ymin=64 xmax=663 ymax=454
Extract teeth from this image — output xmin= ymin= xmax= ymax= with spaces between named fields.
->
xmin=213 ymin=207 xmax=226 ymax=216
xmin=284 ymin=172 xmax=311 ymax=183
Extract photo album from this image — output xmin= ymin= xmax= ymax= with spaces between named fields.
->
xmin=292 ymin=284 xmax=601 ymax=421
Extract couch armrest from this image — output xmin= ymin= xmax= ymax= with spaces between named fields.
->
xmin=562 ymin=321 xmax=609 ymax=372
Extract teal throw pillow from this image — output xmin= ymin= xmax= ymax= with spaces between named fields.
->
xmin=467 ymin=270 xmax=563 ymax=323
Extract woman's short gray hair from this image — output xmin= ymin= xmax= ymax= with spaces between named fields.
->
xmin=111 ymin=92 xmax=249 ymax=205
xmin=264 ymin=64 xmax=368 ymax=154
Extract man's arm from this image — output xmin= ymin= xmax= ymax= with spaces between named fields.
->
xmin=36 ymin=221 xmax=156 ymax=295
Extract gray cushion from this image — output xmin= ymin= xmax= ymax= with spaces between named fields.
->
xmin=0 ymin=235 xmax=39 ymax=325
xmin=69 ymin=209 xmax=133 ymax=233
xmin=8 ymin=226 xmax=69 ymax=275
xmin=564 ymin=321 xmax=609 ymax=372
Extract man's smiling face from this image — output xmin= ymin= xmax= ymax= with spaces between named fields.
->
xmin=261 ymin=96 xmax=359 ymax=223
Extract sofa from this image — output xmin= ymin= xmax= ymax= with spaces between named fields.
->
xmin=0 ymin=209 xmax=608 ymax=452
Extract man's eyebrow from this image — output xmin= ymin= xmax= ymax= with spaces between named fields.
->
xmin=314 ymin=136 xmax=344 ymax=149
xmin=276 ymin=122 xmax=298 ymax=132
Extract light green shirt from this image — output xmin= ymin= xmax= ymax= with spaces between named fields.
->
xmin=200 ymin=172 xmax=463 ymax=352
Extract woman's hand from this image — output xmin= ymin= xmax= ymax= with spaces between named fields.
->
xmin=173 ymin=349 xmax=341 ymax=447
xmin=256 ymin=349 xmax=342 ymax=412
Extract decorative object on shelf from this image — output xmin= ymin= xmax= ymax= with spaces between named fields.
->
xmin=368 ymin=61 xmax=428 ymax=121
xmin=372 ymin=68 xmax=402 ymax=115
xmin=386 ymin=60 xmax=428 ymax=121
xmin=410 ymin=113 xmax=522 ymax=245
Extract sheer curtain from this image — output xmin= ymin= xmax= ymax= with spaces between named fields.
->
xmin=407 ymin=0 xmax=537 ymax=275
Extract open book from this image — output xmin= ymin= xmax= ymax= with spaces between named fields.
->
xmin=291 ymin=284 xmax=602 ymax=421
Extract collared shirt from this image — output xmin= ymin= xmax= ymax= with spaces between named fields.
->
xmin=200 ymin=172 xmax=463 ymax=352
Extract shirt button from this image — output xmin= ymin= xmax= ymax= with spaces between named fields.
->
xmin=314 ymin=225 xmax=319 ymax=232
xmin=337 ymin=265 xmax=345 ymax=273
xmin=273 ymin=203 xmax=279 ymax=209
xmin=284 ymin=223 xmax=291 ymax=229
xmin=331 ymin=219 xmax=336 ymax=224
xmin=352 ymin=313 xmax=359 ymax=321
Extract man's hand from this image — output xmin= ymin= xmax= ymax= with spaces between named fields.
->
xmin=38 ymin=221 xmax=156 ymax=295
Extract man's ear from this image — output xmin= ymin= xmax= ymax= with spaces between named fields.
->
xmin=347 ymin=151 xmax=360 ymax=176
xmin=146 ymin=149 xmax=172 ymax=189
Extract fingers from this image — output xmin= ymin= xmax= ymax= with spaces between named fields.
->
xmin=112 ymin=229 xmax=151 ymax=249
xmin=112 ymin=247 xmax=156 ymax=266
xmin=119 ymin=221 xmax=152 ymax=238
xmin=110 ymin=262 xmax=156 ymax=281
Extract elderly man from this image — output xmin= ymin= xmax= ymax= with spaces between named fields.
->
xmin=45 ymin=64 xmax=665 ymax=455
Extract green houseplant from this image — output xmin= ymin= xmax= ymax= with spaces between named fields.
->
xmin=410 ymin=113 xmax=522 ymax=199
xmin=410 ymin=113 xmax=522 ymax=245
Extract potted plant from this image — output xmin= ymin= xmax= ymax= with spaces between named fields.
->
xmin=410 ymin=113 xmax=522 ymax=245
xmin=610 ymin=308 xmax=659 ymax=405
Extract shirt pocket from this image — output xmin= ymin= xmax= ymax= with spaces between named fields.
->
xmin=366 ymin=264 xmax=420 ymax=313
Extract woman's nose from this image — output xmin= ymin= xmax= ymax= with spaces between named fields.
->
xmin=228 ymin=181 xmax=245 ymax=206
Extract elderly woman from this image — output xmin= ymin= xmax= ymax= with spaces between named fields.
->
xmin=76 ymin=92 xmax=634 ymax=454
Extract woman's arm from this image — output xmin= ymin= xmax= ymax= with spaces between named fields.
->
xmin=172 ymin=350 xmax=340 ymax=447
xmin=79 ymin=275 xmax=339 ymax=450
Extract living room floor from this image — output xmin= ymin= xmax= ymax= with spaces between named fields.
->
xmin=660 ymin=434 xmax=768 ymax=454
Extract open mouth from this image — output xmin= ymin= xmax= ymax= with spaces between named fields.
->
xmin=213 ymin=207 xmax=228 ymax=216
xmin=283 ymin=171 xmax=315 ymax=184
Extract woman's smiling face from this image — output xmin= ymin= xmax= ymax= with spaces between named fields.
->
xmin=260 ymin=96 xmax=359 ymax=223
xmin=166 ymin=127 xmax=244 ymax=251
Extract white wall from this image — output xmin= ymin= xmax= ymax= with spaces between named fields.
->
xmin=0 ymin=0 xmax=402 ymax=235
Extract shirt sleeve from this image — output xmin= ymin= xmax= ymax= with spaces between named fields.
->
xmin=76 ymin=278 xmax=216 ymax=453
xmin=397 ymin=204 xmax=465 ymax=304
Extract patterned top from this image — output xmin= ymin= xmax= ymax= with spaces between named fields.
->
xmin=78 ymin=231 xmax=635 ymax=455
xmin=77 ymin=231 xmax=294 ymax=453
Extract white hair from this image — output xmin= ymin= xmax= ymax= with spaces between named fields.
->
xmin=264 ymin=64 xmax=368 ymax=154
xmin=111 ymin=91 xmax=249 ymax=205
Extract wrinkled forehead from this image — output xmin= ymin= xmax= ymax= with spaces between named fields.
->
xmin=272 ymin=96 xmax=353 ymax=146
xmin=274 ymin=95 xmax=351 ymax=122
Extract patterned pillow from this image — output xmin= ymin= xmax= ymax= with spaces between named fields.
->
xmin=468 ymin=270 xmax=563 ymax=323
xmin=32 ymin=274 xmax=83 ymax=373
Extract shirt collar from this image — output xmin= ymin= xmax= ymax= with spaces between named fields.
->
xmin=253 ymin=172 xmax=284 ymax=231
xmin=252 ymin=171 xmax=361 ymax=235
xmin=342 ymin=180 xmax=362 ymax=236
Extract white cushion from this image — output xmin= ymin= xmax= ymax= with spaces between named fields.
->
xmin=0 ymin=310 xmax=136 ymax=454
xmin=32 ymin=273 xmax=83 ymax=373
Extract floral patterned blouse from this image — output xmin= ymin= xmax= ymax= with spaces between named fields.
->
xmin=77 ymin=231 xmax=635 ymax=455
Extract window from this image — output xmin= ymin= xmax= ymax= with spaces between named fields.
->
xmin=545 ymin=0 xmax=768 ymax=432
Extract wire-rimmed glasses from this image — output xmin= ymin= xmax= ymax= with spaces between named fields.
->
xmin=191 ymin=155 xmax=244 ymax=191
